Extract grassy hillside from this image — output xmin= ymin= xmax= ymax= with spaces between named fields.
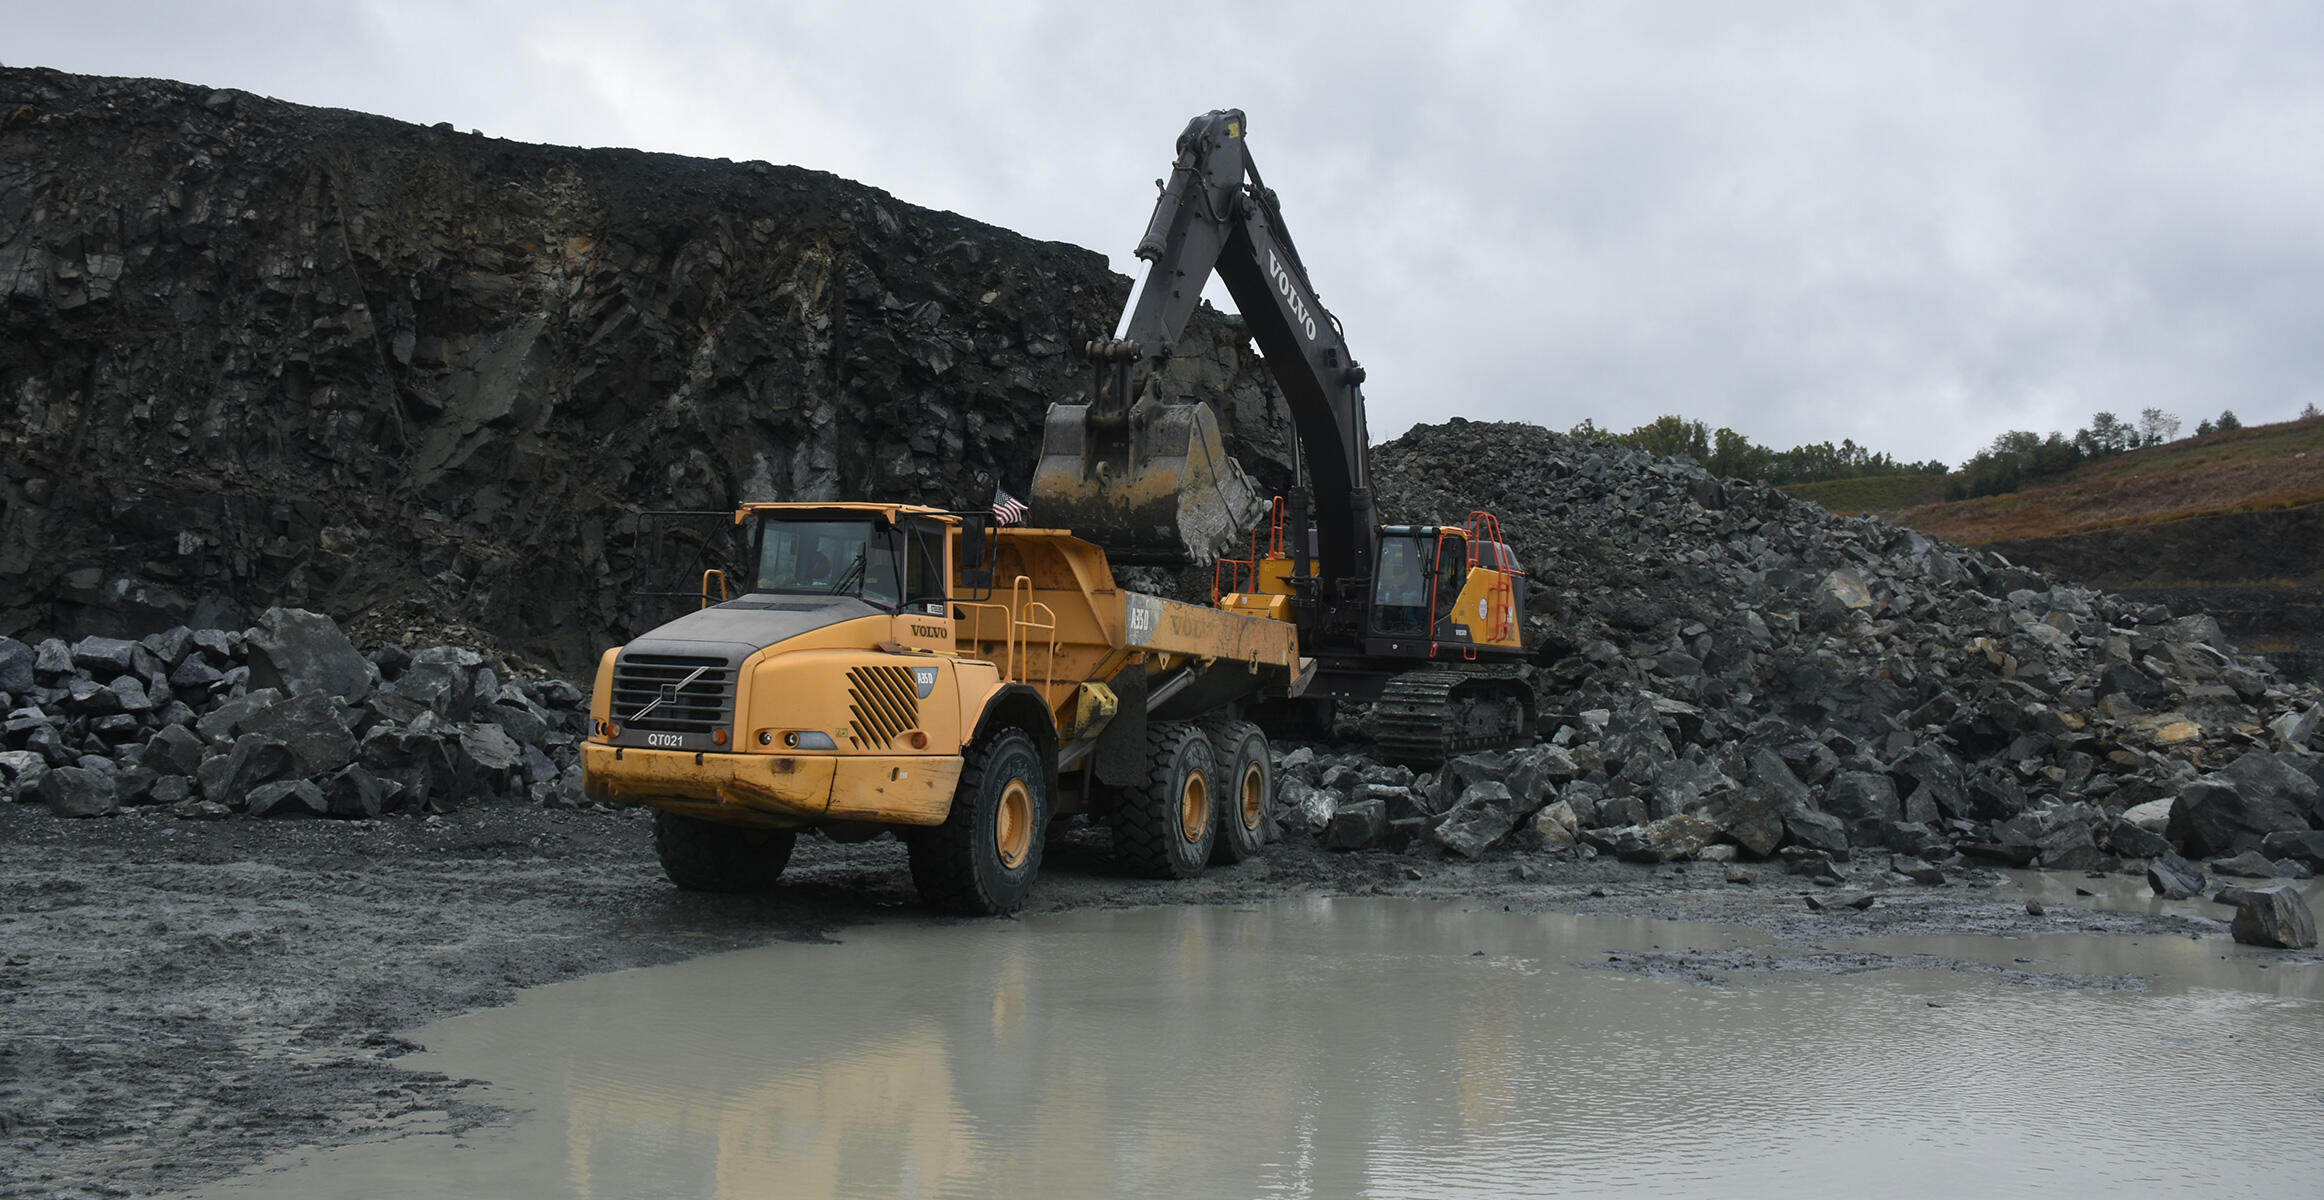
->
xmin=1783 ymin=415 xmax=2324 ymax=541
xmin=1779 ymin=474 xmax=1949 ymax=517
xmin=1898 ymin=415 xmax=2324 ymax=545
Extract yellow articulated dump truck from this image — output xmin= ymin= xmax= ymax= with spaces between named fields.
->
xmin=581 ymin=501 xmax=1305 ymax=915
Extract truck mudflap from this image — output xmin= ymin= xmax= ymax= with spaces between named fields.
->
xmin=581 ymin=743 xmax=964 ymax=828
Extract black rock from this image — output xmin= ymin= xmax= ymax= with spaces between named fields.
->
xmin=1431 ymin=781 xmax=1520 ymax=857
xmin=2259 ymin=830 xmax=2324 ymax=870
xmin=168 ymin=655 xmax=228 ymax=695
xmin=2209 ymin=850 xmax=2294 ymax=880
xmin=69 ymin=636 xmax=139 ymax=678
xmin=1823 ymin=770 xmax=1903 ymax=846
xmin=244 ymin=779 xmax=329 ymax=818
xmin=2168 ymin=775 xmax=2308 ymax=859
xmin=140 ymin=627 xmax=195 ymax=670
xmin=2035 ymin=822 xmax=2101 ymax=872
xmin=1891 ymin=856 xmax=1946 ymax=885
xmin=33 ymin=639 xmax=73 ymax=680
xmin=37 ymin=765 xmax=118 ymax=817
xmin=212 ymin=734 xmax=296 ymax=807
xmin=319 ymin=765 xmax=395 ymax=818
xmin=1960 ymin=840 xmax=2040 ymax=867
xmin=2229 ymin=886 xmax=2318 ymax=950
xmin=1784 ymin=809 xmax=1851 ymax=857
xmin=137 ymin=724 xmax=208 ymax=776
xmin=238 ymin=691 xmax=358 ymax=776
xmin=0 ymin=637 xmax=35 ymax=694
xmin=246 ymin=607 xmax=372 ymax=703
xmin=1323 ymin=798 xmax=1388 ymax=850
xmin=2147 ymin=850 xmax=2206 ymax=899
xmin=2106 ymin=819 xmax=2173 ymax=860
xmin=2217 ymin=750 xmax=2323 ymax=826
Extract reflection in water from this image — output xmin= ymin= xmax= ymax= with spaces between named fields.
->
xmin=190 ymin=900 xmax=2324 ymax=1200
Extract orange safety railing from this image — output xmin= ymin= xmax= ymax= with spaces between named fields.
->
xmin=1212 ymin=495 xmax=1290 ymax=604
xmin=1463 ymin=510 xmax=1520 ymax=643
xmin=954 ymin=576 xmax=1057 ymax=692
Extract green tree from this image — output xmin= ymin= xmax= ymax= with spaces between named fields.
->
xmin=2216 ymin=409 xmax=2242 ymax=431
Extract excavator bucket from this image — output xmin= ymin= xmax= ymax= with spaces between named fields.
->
xmin=1029 ymin=394 xmax=1265 ymax=566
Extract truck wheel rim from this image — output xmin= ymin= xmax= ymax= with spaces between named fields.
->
xmin=1179 ymin=772 xmax=1209 ymax=843
xmin=1239 ymin=763 xmax=1265 ymax=832
xmin=996 ymin=779 xmax=1033 ymax=869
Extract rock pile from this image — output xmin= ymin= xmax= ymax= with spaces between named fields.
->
xmin=1268 ymin=419 xmax=2324 ymax=886
xmin=0 ymin=607 xmax=586 ymax=818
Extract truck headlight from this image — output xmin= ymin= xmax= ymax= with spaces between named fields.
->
xmin=782 ymin=730 xmax=837 ymax=750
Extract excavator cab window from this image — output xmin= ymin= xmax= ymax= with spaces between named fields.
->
xmin=1371 ymin=534 xmax=1430 ymax=635
xmin=1432 ymin=532 xmax=1468 ymax=627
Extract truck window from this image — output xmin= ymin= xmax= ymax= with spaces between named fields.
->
xmin=750 ymin=519 xmax=901 ymax=606
xmin=903 ymin=523 xmax=946 ymax=607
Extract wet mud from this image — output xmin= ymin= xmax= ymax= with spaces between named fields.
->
xmin=5 ymin=803 xmax=2316 ymax=1199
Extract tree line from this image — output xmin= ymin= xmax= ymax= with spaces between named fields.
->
xmin=1568 ymin=415 xmax=1948 ymax=486
xmin=1571 ymin=402 xmax=2317 ymax=498
xmin=1948 ymin=405 xmax=2267 ymax=499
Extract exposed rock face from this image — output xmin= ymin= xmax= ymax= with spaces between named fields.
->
xmin=0 ymin=66 xmax=1286 ymax=670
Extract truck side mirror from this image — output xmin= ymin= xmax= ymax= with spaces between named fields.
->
xmin=959 ymin=514 xmax=993 ymax=591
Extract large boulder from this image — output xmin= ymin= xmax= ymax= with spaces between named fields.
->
xmin=2229 ymin=886 xmax=2318 ymax=950
xmin=2217 ymin=750 xmax=2322 ymax=826
xmin=1609 ymin=813 xmax=1721 ymax=863
xmin=237 ymin=692 xmax=358 ymax=776
xmin=246 ymin=608 xmax=372 ymax=703
xmin=0 ymin=636 xmax=36 ymax=694
xmin=1822 ymin=771 xmax=1902 ymax=847
xmin=244 ymin=779 xmax=329 ymax=818
xmin=1431 ymin=781 xmax=1521 ymax=858
xmin=37 ymin=766 xmax=119 ymax=817
xmin=2168 ymin=775 xmax=2309 ymax=859
xmin=2147 ymin=851 xmax=2206 ymax=899
xmin=1322 ymin=798 xmax=1387 ymax=851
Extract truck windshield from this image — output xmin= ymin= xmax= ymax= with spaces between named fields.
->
xmin=749 ymin=519 xmax=902 ymax=606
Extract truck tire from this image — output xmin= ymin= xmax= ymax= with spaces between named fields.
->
xmin=654 ymin=811 xmax=796 ymax=892
xmin=1206 ymin=720 xmax=1272 ymax=864
xmin=908 ymin=727 xmax=1049 ymax=916
xmin=1110 ymin=722 xmax=1216 ymax=879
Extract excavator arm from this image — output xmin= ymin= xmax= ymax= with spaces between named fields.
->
xmin=1031 ymin=109 xmax=1375 ymax=598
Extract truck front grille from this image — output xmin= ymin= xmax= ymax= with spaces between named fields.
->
xmin=846 ymin=666 xmax=920 ymax=749
xmin=612 ymin=653 xmax=736 ymax=735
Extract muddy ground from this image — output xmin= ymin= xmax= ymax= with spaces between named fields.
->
xmin=0 ymin=800 xmax=2271 ymax=1200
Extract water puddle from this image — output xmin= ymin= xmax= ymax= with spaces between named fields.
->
xmin=187 ymin=899 xmax=2323 ymax=1199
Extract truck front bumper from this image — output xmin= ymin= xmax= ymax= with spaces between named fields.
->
xmin=580 ymin=742 xmax=964 ymax=829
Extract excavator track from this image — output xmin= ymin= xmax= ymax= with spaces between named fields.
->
xmin=1373 ymin=669 xmax=1536 ymax=767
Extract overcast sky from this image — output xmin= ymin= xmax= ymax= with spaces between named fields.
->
xmin=13 ymin=1 xmax=2324 ymax=467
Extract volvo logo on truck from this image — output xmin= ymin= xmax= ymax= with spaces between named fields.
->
xmin=1267 ymin=249 xmax=1318 ymax=342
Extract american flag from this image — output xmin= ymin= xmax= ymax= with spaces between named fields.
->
xmin=991 ymin=488 xmax=1029 ymax=526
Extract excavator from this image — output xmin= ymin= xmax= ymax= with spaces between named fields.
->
xmin=1031 ymin=109 xmax=1536 ymax=765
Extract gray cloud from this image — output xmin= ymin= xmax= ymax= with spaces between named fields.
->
xmin=14 ymin=0 xmax=2324 ymax=466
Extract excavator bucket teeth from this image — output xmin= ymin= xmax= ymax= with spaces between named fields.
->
xmin=1029 ymin=396 xmax=1265 ymax=566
